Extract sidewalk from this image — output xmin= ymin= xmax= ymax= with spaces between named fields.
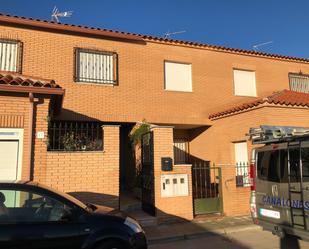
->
xmin=145 ymin=215 xmax=261 ymax=245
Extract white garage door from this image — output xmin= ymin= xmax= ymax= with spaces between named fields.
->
xmin=0 ymin=140 xmax=19 ymax=181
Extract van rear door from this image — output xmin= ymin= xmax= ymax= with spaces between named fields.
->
xmin=256 ymin=142 xmax=309 ymax=229
xmin=255 ymin=143 xmax=291 ymax=226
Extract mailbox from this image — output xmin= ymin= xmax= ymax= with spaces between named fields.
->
xmin=161 ymin=157 xmax=173 ymax=171
xmin=161 ymin=174 xmax=189 ymax=197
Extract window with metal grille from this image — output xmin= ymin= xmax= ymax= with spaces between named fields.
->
xmin=0 ymin=40 xmax=22 ymax=73
xmin=173 ymin=139 xmax=189 ymax=164
xmin=75 ymin=48 xmax=117 ymax=84
xmin=289 ymin=73 xmax=309 ymax=93
xmin=48 ymin=121 xmax=103 ymax=151
xmin=234 ymin=141 xmax=250 ymax=187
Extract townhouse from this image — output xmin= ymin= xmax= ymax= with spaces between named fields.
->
xmin=1 ymin=13 xmax=309 ymax=221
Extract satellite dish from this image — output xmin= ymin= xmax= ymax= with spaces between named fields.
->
xmin=51 ymin=6 xmax=73 ymax=23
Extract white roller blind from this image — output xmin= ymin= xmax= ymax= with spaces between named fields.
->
xmin=77 ymin=50 xmax=114 ymax=84
xmin=0 ymin=140 xmax=19 ymax=181
xmin=0 ymin=41 xmax=18 ymax=72
xmin=164 ymin=61 xmax=192 ymax=92
xmin=234 ymin=142 xmax=248 ymax=164
xmin=233 ymin=69 xmax=256 ymax=96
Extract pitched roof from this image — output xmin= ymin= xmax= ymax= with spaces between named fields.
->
xmin=209 ymin=90 xmax=309 ymax=119
xmin=0 ymin=71 xmax=64 ymax=95
xmin=0 ymin=13 xmax=309 ymax=63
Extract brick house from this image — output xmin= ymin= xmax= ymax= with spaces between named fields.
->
xmin=1 ymin=13 xmax=309 ymax=221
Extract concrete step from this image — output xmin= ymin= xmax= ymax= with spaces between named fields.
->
xmin=128 ymin=210 xmax=158 ymax=227
xmin=120 ymin=202 xmax=142 ymax=212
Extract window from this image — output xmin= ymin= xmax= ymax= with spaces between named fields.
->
xmin=75 ymin=48 xmax=117 ymax=84
xmin=173 ymin=139 xmax=189 ymax=164
xmin=233 ymin=69 xmax=256 ymax=97
xmin=234 ymin=141 xmax=250 ymax=187
xmin=0 ymin=40 xmax=22 ymax=73
xmin=256 ymin=148 xmax=309 ymax=183
xmin=48 ymin=121 xmax=103 ymax=151
xmin=164 ymin=61 xmax=192 ymax=92
xmin=0 ymin=189 xmax=72 ymax=223
xmin=289 ymin=73 xmax=309 ymax=93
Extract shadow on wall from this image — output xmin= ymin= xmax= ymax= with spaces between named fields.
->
xmin=68 ymin=192 xmax=118 ymax=209
xmin=53 ymin=108 xmax=101 ymax=122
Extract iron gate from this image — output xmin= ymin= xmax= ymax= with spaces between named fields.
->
xmin=192 ymin=161 xmax=222 ymax=215
xmin=141 ymin=132 xmax=156 ymax=216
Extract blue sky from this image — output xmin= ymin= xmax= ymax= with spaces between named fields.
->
xmin=1 ymin=0 xmax=309 ymax=58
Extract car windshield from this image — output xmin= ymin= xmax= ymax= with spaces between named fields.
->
xmin=35 ymin=183 xmax=88 ymax=210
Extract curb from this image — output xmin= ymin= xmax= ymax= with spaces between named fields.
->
xmin=148 ymin=224 xmax=261 ymax=245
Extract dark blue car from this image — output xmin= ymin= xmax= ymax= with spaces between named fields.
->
xmin=0 ymin=181 xmax=147 ymax=249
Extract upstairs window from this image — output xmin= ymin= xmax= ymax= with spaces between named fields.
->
xmin=0 ymin=40 xmax=22 ymax=73
xmin=164 ymin=61 xmax=192 ymax=92
xmin=233 ymin=69 xmax=256 ymax=97
xmin=289 ymin=73 xmax=309 ymax=93
xmin=75 ymin=48 xmax=117 ymax=84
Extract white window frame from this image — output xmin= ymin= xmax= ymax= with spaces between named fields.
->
xmin=0 ymin=39 xmax=22 ymax=73
xmin=233 ymin=69 xmax=256 ymax=97
xmin=164 ymin=61 xmax=192 ymax=92
xmin=75 ymin=48 xmax=117 ymax=85
xmin=0 ymin=128 xmax=24 ymax=181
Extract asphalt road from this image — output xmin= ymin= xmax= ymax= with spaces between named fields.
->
xmin=149 ymin=229 xmax=309 ymax=249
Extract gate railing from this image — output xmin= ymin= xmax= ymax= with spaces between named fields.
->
xmin=192 ymin=161 xmax=223 ymax=215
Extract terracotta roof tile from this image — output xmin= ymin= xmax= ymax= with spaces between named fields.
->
xmin=209 ymin=90 xmax=309 ymax=119
xmin=0 ymin=13 xmax=309 ymax=63
xmin=0 ymin=71 xmax=61 ymax=89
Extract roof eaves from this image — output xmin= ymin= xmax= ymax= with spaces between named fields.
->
xmin=1 ymin=13 xmax=309 ymax=63
xmin=0 ymin=13 xmax=143 ymax=42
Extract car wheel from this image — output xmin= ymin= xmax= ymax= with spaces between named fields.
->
xmin=95 ymin=239 xmax=127 ymax=249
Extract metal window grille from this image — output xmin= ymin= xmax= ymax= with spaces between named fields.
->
xmin=289 ymin=73 xmax=309 ymax=93
xmin=0 ymin=40 xmax=22 ymax=73
xmin=235 ymin=162 xmax=250 ymax=187
xmin=75 ymin=48 xmax=117 ymax=84
xmin=48 ymin=121 xmax=103 ymax=151
xmin=173 ymin=139 xmax=189 ymax=164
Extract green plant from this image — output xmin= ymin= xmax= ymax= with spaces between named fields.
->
xmin=62 ymin=131 xmax=77 ymax=151
xmin=129 ymin=120 xmax=150 ymax=146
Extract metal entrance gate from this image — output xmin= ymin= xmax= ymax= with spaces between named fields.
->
xmin=141 ymin=132 xmax=156 ymax=216
xmin=192 ymin=162 xmax=222 ymax=215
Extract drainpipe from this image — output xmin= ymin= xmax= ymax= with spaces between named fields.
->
xmin=28 ymin=92 xmax=34 ymax=181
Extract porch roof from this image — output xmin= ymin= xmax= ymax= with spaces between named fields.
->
xmin=0 ymin=71 xmax=64 ymax=113
xmin=209 ymin=90 xmax=309 ymax=120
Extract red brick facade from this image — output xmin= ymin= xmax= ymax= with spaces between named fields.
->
xmin=2 ymin=15 xmax=309 ymax=220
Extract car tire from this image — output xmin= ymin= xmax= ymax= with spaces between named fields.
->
xmin=95 ymin=239 xmax=127 ymax=249
xmin=280 ymin=234 xmax=300 ymax=249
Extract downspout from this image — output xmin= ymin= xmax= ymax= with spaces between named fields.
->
xmin=28 ymin=92 xmax=34 ymax=180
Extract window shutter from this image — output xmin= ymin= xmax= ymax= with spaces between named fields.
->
xmin=233 ymin=69 xmax=256 ymax=96
xmin=164 ymin=61 xmax=192 ymax=92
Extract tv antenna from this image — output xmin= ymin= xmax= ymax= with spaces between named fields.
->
xmin=163 ymin=30 xmax=186 ymax=39
xmin=51 ymin=6 xmax=73 ymax=23
xmin=252 ymin=41 xmax=273 ymax=51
